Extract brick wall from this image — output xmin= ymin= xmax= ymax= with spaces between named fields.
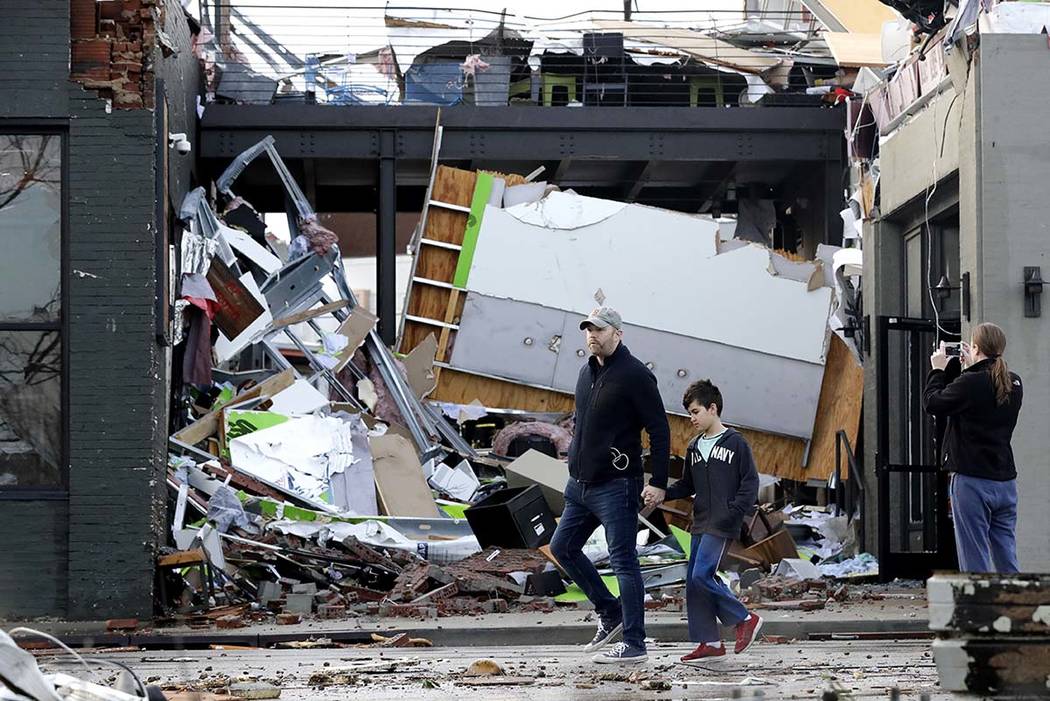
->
xmin=0 ymin=0 xmax=197 ymax=619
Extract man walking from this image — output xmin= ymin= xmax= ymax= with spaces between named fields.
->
xmin=550 ymin=307 xmax=671 ymax=664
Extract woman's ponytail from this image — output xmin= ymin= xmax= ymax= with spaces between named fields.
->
xmin=973 ymin=323 xmax=1012 ymax=405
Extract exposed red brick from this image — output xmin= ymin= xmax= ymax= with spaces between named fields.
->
xmin=98 ymin=0 xmax=122 ymax=21
xmin=113 ymin=60 xmax=143 ymax=75
xmin=276 ymin=613 xmax=301 ymax=625
xmin=71 ymin=39 xmax=113 ymax=81
xmin=71 ymin=0 xmax=98 ymax=40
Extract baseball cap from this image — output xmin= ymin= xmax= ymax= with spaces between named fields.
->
xmin=579 ymin=306 xmax=623 ymax=331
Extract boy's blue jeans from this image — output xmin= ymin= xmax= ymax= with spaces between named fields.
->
xmin=550 ymin=477 xmax=646 ymax=650
xmin=951 ymin=473 xmax=1019 ymax=573
xmin=686 ymin=533 xmax=749 ymax=643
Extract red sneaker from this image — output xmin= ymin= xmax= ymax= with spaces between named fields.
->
xmin=680 ymin=643 xmax=726 ymax=663
xmin=734 ymin=614 xmax=763 ymax=654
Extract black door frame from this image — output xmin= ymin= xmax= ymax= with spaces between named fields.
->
xmin=876 ymin=315 xmax=958 ymax=580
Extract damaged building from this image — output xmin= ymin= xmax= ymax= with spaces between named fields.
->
xmin=2 ymin=0 xmax=991 ymax=624
xmin=0 ymin=0 xmax=200 ymax=618
xmin=852 ymin=1 xmax=1050 ymax=577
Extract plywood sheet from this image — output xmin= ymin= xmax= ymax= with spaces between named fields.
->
xmin=593 ymin=21 xmax=782 ymax=74
xmin=802 ymin=333 xmax=864 ymax=481
xmin=801 ymin=0 xmax=897 ymax=34
xmin=824 ymin=32 xmax=887 ymax=67
xmin=467 ymin=199 xmax=832 ymax=364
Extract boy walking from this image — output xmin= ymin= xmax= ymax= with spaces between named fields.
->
xmin=658 ymin=379 xmax=763 ymax=662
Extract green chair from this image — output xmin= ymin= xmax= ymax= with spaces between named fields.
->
xmin=542 ymin=73 xmax=578 ymax=106
xmin=689 ymin=76 xmax=726 ymax=108
xmin=509 ymin=77 xmax=532 ymax=101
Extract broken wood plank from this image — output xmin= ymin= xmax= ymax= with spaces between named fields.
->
xmin=270 ymin=300 xmax=349 ymax=331
xmin=174 ymin=369 xmax=295 ymax=446
xmin=158 ymin=549 xmax=208 ymax=567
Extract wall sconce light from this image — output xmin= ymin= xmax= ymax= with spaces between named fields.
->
xmin=1024 ymin=266 xmax=1045 ymax=318
xmin=933 ymin=272 xmax=971 ymax=320
xmin=934 ymin=274 xmax=953 ymax=306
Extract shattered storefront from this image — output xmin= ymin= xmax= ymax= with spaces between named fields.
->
xmin=138 ymin=117 xmax=875 ymax=630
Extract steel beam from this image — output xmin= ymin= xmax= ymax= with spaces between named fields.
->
xmin=201 ymin=105 xmax=845 ymax=163
xmin=377 ymin=130 xmax=397 ymax=345
xmin=204 ymin=128 xmax=835 ymax=162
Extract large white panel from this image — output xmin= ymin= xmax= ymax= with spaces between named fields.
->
xmin=467 ymin=195 xmax=833 ymax=364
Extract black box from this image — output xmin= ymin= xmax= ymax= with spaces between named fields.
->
xmin=525 ymin=569 xmax=566 ymax=597
xmin=465 ymin=486 xmax=557 ymax=549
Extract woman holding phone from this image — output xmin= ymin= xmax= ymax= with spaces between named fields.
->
xmin=923 ymin=322 xmax=1024 ymax=573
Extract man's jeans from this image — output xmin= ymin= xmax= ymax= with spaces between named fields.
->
xmin=951 ymin=473 xmax=1019 ymax=573
xmin=550 ymin=477 xmax=646 ymax=650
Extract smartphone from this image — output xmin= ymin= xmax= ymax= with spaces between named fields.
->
xmin=944 ymin=343 xmax=962 ymax=357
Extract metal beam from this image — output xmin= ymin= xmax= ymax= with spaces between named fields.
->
xmin=377 ymin=130 xmax=397 ymax=345
xmin=823 ymin=134 xmax=845 ymax=246
xmin=204 ymin=129 xmax=835 ymax=162
xmin=624 ymin=160 xmax=656 ymax=203
xmin=552 ymin=158 xmax=573 ymax=184
xmin=203 ymin=105 xmax=845 ymax=132
xmin=201 ymin=105 xmax=845 ymax=163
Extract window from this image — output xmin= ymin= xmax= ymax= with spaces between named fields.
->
xmin=0 ymin=134 xmax=63 ymax=489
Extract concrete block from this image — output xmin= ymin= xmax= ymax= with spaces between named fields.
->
xmin=284 ymin=592 xmax=314 ymax=615
xmin=257 ymin=581 xmax=282 ymax=603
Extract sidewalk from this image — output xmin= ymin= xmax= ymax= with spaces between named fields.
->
xmin=5 ymin=594 xmax=929 ymax=649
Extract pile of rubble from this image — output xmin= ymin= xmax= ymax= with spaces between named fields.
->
xmin=157 ymin=135 xmax=878 ymax=629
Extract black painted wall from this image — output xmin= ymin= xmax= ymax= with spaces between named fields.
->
xmin=0 ymin=0 xmax=198 ymax=619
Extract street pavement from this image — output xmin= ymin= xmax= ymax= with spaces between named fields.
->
xmin=36 ymin=638 xmax=947 ymax=700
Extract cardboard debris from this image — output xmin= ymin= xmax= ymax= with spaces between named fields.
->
xmin=403 ymin=333 xmax=438 ymax=399
xmin=326 ymin=307 xmax=378 ymax=372
xmin=503 ymin=449 xmax=568 ymax=516
xmin=369 ymin=434 xmax=441 ymax=517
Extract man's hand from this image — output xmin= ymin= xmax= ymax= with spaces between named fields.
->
xmin=641 ymin=485 xmax=666 ymax=509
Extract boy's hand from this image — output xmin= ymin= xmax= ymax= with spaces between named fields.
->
xmin=641 ymin=485 xmax=665 ymax=508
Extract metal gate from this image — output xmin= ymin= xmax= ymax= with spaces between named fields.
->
xmin=876 ymin=316 xmax=958 ymax=580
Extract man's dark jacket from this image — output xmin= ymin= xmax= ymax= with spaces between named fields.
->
xmin=567 ymin=343 xmax=671 ymax=489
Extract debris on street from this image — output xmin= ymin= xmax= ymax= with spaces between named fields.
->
xmin=147 ymin=139 xmax=877 ymax=633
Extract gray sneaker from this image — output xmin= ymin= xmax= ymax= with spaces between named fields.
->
xmin=592 ymin=641 xmax=648 ymax=664
xmin=582 ymin=618 xmax=623 ymax=653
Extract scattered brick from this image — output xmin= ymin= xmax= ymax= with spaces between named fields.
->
xmin=215 ymin=615 xmax=245 ymax=629
xmin=317 ymin=604 xmax=346 ymax=619
xmin=106 ymin=618 xmax=138 ymax=632
xmin=276 ymin=613 xmax=301 ymax=625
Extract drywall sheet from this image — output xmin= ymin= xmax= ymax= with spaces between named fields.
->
xmin=449 ymin=293 xmax=567 ymax=387
xmin=467 ymin=196 xmax=833 ymax=364
xmin=451 ymin=293 xmax=825 ymax=439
